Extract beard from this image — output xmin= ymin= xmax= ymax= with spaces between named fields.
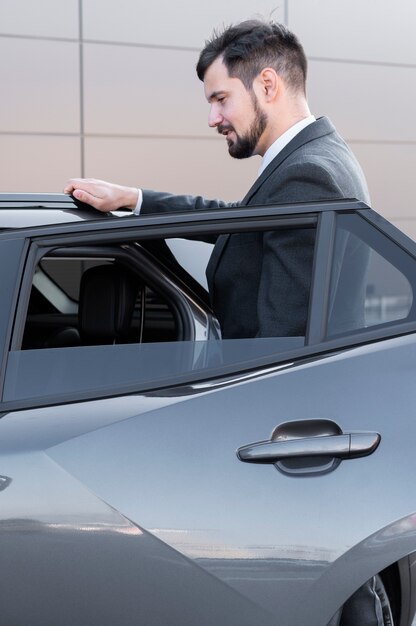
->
xmin=218 ymin=97 xmax=267 ymax=159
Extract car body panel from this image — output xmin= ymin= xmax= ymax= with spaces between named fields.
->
xmin=0 ymin=334 xmax=414 ymax=624
xmin=44 ymin=335 xmax=416 ymax=624
xmin=0 ymin=194 xmax=415 ymax=624
xmin=0 ymin=454 xmax=276 ymax=626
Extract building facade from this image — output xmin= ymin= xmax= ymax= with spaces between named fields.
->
xmin=1 ymin=0 xmax=416 ymax=238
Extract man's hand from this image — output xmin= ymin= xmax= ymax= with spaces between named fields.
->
xmin=63 ymin=178 xmax=139 ymax=212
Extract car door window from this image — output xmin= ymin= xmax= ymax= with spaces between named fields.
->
xmin=327 ymin=213 xmax=415 ymax=337
xmin=4 ymin=221 xmax=320 ymax=406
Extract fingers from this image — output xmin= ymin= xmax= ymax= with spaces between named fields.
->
xmin=63 ymin=178 xmax=138 ymax=212
xmin=72 ymin=188 xmax=104 ymax=210
xmin=63 ymin=178 xmax=103 ymax=195
xmin=63 ymin=178 xmax=112 ymax=212
xmin=63 ymin=183 xmax=75 ymax=194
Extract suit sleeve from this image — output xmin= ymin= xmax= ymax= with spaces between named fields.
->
xmin=141 ymin=190 xmax=240 ymax=214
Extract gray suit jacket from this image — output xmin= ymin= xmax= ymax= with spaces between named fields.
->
xmin=141 ymin=117 xmax=370 ymax=338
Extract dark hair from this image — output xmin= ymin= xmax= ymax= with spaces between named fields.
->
xmin=196 ymin=20 xmax=307 ymax=95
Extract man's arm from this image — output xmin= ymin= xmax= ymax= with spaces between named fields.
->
xmin=63 ymin=179 xmax=237 ymax=214
xmin=141 ymin=190 xmax=237 ymax=214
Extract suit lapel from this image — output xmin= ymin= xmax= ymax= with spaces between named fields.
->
xmin=207 ymin=117 xmax=336 ymax=302
xmin=241 ymin=116 xmax=335 ymax=205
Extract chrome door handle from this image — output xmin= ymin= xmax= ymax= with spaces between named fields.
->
xmin=237 ymin=432 xmax=380 ymax=464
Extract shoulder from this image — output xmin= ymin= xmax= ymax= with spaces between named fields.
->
xmin=266 ymin=160 xmax=344 ymax=204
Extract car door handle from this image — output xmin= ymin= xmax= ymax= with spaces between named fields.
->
xmin=237 ymin=432 xmax=380 ymax=464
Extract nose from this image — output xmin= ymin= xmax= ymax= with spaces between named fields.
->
xmin=208 ymin=104 xmax=223 ymax=128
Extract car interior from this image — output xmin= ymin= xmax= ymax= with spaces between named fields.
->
xmin=21 ymin=248 xmax=184 ymax=350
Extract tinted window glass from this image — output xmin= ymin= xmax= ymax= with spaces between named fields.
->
xmin=327 ymin=214 xmax=414 ymax=337
xmin=4 ymin=337 xmax=305 ymax=403
xmin=22 ymin=256 xmax=177 ymax=350
xmin=364 ymin=250 xmax=412 ymax=325
xmin=40 ymin=258 xmax=111 ymax=301
xmin=8 ymin=221 xmax=317 ymax=404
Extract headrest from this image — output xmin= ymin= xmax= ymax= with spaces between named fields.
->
xmin=79 ymin=264 xmax=140 ymax=344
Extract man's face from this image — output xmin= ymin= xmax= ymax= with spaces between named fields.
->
xmin=203 ymin=57 xmax=267 ymax=159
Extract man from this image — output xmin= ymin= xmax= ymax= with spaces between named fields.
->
xmin=64 ymin=19 xmax=369 ymax=340
xmin=65 ymin=19 xmax=387 ymax=625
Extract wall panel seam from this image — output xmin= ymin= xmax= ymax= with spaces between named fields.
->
xmin=79 ymin=0 xmax=85 ymax=177
xmin=309 ymin=56 xmax=416 ymax=70
xmin=0 ymin=33 xmax=78 ymax=43
xmin=2 ymin=132 xmax=416 ymax=145
xmin=347 ymin=139 xmax=416 ymax=145
xmin=1 ymin=32 xmax=416 ymax=70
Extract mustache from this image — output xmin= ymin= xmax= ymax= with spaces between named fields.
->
xmin=217 ymin=124 xmax=235 ymax=135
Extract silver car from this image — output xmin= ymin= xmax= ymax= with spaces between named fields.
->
xmin=0 ymin=193 xmax=415 ymax=625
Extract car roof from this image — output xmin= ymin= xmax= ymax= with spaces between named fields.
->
xmin=0 ymin=193 xmax=128 ymax=228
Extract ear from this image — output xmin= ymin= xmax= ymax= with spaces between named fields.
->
xmin=256 ymin=68 xmax=280 ymax=102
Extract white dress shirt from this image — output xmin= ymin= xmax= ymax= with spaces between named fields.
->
xmin=257 ymin=115 xmax=315 ymax=177
xmin=133 ymin=188 xmax=143 ymax=215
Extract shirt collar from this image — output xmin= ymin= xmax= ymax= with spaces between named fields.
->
xmin=258 ymin=115 xmax=316 ymax=177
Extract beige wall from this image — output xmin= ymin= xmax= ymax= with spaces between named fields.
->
xmin=1 ymin=0 xmax=415 ymax=237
